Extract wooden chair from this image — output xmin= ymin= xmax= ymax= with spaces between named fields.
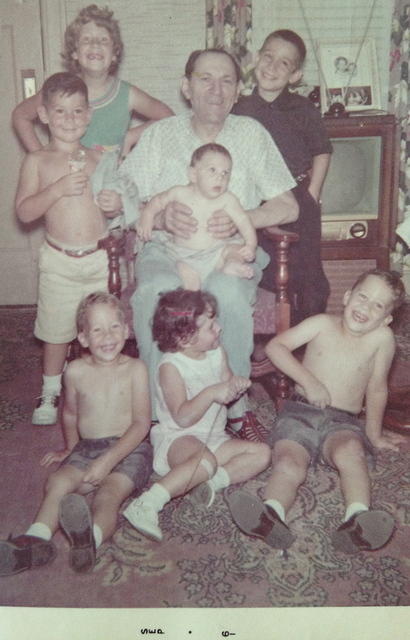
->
xmin=98 ymin=226 xmax=299 ymax=407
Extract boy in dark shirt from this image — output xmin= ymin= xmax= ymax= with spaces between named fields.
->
xmin=233 ymin=29 xmax=332 ymax=324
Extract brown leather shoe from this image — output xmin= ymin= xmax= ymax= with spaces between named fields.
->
xmin=226 ymin=490 xmax=295 ymax=549
xmin=0 ymin=534 xmax=56 ymax=576
xmin=332 ymin=510 xmax=395 ymax=554
xmin=59 ymin=494 xmax=96 ymax=573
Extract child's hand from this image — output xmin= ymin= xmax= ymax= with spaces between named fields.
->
xmin=40 ymin=449 xmax=71 ymax=467
xmin=83 ymin=456 xmax=113 ymax=486
xmin=304 ymin=379 xmax=331 ymax=408
xmin=213 ymin=376 xmax=251 ymax=404
xmin=238 ymin=245 xmax=256 ymax=262
xmin=136 ymin=219 xmax=153 ymax=242
xmin=369 ymin=430 xmax=406 ymax=452
xmin=57 ymin=171 xmax=89 ymax=197
xmin=96 ymin=189 xmax=122 ymax=213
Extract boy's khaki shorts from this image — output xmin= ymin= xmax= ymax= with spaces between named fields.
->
xmin=34 ymin=241 xmax=109 ymax=344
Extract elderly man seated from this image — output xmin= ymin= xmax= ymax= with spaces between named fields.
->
xmin=111 ymin=48 xmax=298 ymax=439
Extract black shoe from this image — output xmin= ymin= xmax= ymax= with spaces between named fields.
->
xmin=332 ymin=510 xmax=395 ymax=554
xmin=0 ymin=534 xmax=56 ymax=576
xmin=59 ymin=494 xmax=96 ymax=573
xmin=226 ymin=490 xmax=295 ymax=549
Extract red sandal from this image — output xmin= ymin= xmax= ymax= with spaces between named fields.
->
xmin=226 ymin=411 xmax=270 ymax=442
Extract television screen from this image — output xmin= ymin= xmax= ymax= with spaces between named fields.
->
xmin=321 ymin=136 xmax=381 ymax=220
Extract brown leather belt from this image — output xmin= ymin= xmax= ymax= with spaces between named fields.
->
xmin=46 ymin=238 xmax=101 ymax=258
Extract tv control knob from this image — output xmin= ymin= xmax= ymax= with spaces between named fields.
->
xmin=350 ymin=222 xmax=367 ymax=238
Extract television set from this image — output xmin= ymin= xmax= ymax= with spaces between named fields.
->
xmin=319 ymin=114 xmax=398 ymax=312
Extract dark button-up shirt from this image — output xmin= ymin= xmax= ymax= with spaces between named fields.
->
xmin=233 ymin=87 xmax=332 ymax=178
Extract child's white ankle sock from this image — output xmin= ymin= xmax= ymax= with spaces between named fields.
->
xmin=344 ymin=502 xmax=369 ymax=522
xmin=93 ymin=524 xmax=103 ymax=549
xmin=208 ymin=466 xmax=230 ymax=492
xmin=264 ymin=498 xmax=286 ymax=523
xmin=25 ymin=522 xmax=52 ymax=541
xmin=141 ymin=483 xmax=171 ymax=511
xmin=42 ymin=374 xmax=62 ymax=395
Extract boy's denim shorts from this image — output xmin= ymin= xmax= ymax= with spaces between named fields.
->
xmin=62 ymin=436 xmax=153 ymax=489
xmin=271 ymin=394 xmax=374 ymax=467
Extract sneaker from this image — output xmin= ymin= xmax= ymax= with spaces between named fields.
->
xmin=32 ymin=393 xmax=60 ymax=426
xmin=123 ymin=498 xmax=162 ymax=542
xmin=332 ymin=510 xmax=395 ymax=554
xmin=226 ymin=411 xmax=270 ymax=442
xmin=188 ymin=482 xmax=216 ymax=508
xmin=226 ymin=490 xmax=295 ymax=549
xmin=59 ymin=494 xmax=96 ymax=573
xmin=0 ymin=534 xmax=56 ymax=576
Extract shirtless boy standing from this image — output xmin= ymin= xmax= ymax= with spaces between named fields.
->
xmin=136 ymin=143 xmax=257 ymax=290
xmin=0 ymin=292 xmax=152 ymax=575
xmin=227 ymin=269 xmax=407 ymax=553
xmin=15 ymin=72 xmax=116 ymax=426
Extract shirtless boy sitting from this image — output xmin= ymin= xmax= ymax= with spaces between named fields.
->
xmin=227 ymin=269 xmax=407 ymax=554
xmin=136 ymin=143 xmax=257 ymax=290
xmin=0 ymin=292 xmax=152 ymax=576
xmin=15 ymin=72 xmax=117 ymax=426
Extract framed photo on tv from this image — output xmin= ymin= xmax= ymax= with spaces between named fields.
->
xmin=317 ymin=38 xmax=381 ymax=114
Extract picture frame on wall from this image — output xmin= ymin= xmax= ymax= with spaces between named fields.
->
xmin=317 ymin=38 xmax=381 ymax=114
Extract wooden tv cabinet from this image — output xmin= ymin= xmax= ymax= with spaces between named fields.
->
xmin=320 ymin=114 xmax=398 ymax=313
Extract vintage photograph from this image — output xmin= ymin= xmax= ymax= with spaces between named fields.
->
xmin=1 ymin=0 xmax=410 ymax=638
xmin=318 ymin=38 xmax=381 ymax=113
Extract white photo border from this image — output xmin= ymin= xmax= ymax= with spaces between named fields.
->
xmin=317 ymin=38 xmax=381 ymax=114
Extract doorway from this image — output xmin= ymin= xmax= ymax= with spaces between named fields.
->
xmin=0 ymin=0 xmax=44 ymax=304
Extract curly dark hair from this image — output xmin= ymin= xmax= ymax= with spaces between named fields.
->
xmin=152 ymin=288 xmax=218 ymax=353
xmin=62 ymin=4 xmax=123 ymax=75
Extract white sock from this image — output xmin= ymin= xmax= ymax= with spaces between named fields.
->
xmin=264 ymin=498 xmax=286 ymax=523
xmin=93 ymin=524 xmax=103 ymax=549
xmin=140 ymin=483 xmax=171 ymax=512
xmin=344 ymin=502 xmax=369 ymax=522
xmin=42 ymin=374 xmax=62 ymax=395
xmin=208 ymin=466 xmax=230 ymax=492
xmin=25 ymin=522 xmax=52 ymax=541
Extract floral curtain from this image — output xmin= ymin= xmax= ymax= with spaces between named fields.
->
xmin=205 ymin=0 xmax=253 ymax=90
xmin=389 ymin=0 xmax=410 ymax=239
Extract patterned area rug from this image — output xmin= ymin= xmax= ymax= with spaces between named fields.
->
xmin=1 ymin=307 xmax=410 ymax=608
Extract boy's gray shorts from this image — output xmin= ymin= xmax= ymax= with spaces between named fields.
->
xmin=271 ymin=395 xmax=374 ymax=467
xmin=62 ymin=436 xmax=153 ymax=489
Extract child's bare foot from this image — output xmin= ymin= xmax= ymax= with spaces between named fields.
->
xmin=223 ymin=260 xmax=254 ymax=279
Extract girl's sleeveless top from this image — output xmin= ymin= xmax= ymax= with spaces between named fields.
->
xmin=81 ymin=77 xmax=131 ymax=152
